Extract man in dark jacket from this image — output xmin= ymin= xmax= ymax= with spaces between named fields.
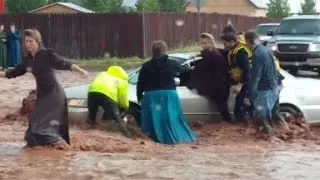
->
xmin=189 ymin=33 xmax=232 ymax=121
xmin=244 ymin=30 xmax=279 ymax=135
xmin=221 ymin=33 xmax=253 ymax=122
xmin=223 ymin=18 xmax=236 ymax=34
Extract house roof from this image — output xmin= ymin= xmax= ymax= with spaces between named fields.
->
xmin=29 ymin=2 xmax=95 ymax=13
xmin=184 ymin=0 xmax=267 ymax=9
xmin=249 ymin=0 xmax=267 ymax=9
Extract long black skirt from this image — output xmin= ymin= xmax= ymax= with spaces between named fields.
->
xmin=24 ymin=84 xmax=69 ymax=147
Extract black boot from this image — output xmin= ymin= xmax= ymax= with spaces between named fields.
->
xmin=86 ymin=119 xmax=96 ymax=126
xmin=261 ymin=119 xmax=273 ymax=135
xmin=273 ymin=113 xmax=289 ymax=130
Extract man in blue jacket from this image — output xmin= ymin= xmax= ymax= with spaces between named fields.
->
xmin=243 ymin=30 xmax=279 ymax=135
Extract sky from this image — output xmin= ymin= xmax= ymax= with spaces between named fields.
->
xmin=122 ymin=0 xmax=320 ymax=13
xmin=288 ymin=0 xmax=320 ymax=13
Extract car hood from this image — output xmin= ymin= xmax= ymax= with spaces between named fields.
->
xmin=259 ymin=35 xmax=272 ymax=41
xmin=269 ymin=35 xmax=320 ymax=43
xmin=296 ymin=77 xmax=320 ymax=87
xmin=65 ymin=84 xmax=89 ymax=99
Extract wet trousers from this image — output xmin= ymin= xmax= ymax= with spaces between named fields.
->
xmin=87 ymin=92 xmax=121 ymax=123
xmin=234 ymin=84 xmax=254 ymax=121
xmin=207 ymin=86 xmax=232 ymax=121
xmin=253 ymin=89 xmax=279 ymax=133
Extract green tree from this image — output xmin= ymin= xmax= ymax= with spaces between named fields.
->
xmin=65 ymin=0 xmax=86 ymax=6
xmin=5 ymin=0 xmax=47 ymax=13
xmin=135 ymin=0 xmax=160 ymax=12
xmin=267 ymin=0 xmax=291 ymax=18
xmin=47 ymin=0 xmax=69 ymax=4
xmin=300 ymin=0 xmax=317 ymax=15
xmin=82 ymin=0 xmax=123 ymax=13
xmin=120 ymin=6 xmax=136 ymax=12
xmin=158 ymin=0 xmax=187 ymax=12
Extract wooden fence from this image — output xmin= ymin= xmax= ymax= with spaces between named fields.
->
xmin=0 ymin=13 xmax=279 ymax=58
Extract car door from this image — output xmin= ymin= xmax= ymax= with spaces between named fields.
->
xmin=177 ymin=85 xmax=237 ymax=121
xmin=180 ymin=58 xmax=237 ymax=121
xmin=176 ymin=85 xmax=214 ymax=121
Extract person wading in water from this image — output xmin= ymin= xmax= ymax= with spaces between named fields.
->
xmin=0 ymin=29 xmax=89 ymax=147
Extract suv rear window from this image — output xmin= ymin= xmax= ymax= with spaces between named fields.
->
xmin=276 ymin=19 xmax=320 ymax=35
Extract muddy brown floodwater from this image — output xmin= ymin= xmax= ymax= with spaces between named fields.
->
xmin=0 ymin=70 xmax=320 ymax=180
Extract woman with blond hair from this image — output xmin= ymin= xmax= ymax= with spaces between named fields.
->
xmin=137 ymin=40 xmax=196 ymax=144
xmin=189 ymin=33 xmax=232 ymax=121
xmin=0 ymin=29 xmax=89 ymax=147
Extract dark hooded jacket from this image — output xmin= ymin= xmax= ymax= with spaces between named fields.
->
xmin=223 ymin=26 xmax=236 ymax=34
xmin=188 ymin=49 xmax=231 ymax=96
xmin=136 ymin=55 xmax=188 ymax=102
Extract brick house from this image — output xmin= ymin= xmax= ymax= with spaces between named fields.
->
xmin=29 ymin=2 xmax=94 ymax=14
xmin=184 ymin=0 xmax=267 ymax=17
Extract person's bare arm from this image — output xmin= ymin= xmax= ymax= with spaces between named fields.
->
xmin=70 ymin=64 xmax=89 ymax=78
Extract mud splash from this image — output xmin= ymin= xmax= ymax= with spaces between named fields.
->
xmin=1 ymin=90 xmax=36 ymax=125
xmin=1 ymin=90 xmax=320 ymax=154
xmin=191 ymin=116 xmax=320 ymax=146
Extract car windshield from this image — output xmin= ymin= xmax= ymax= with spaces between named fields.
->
xmin=255 ymin=25 xmax=279 ymax=35
xmin=275 ymin=19 xmax=320 ymax=35
xmin=128 ymin=56 xmax=188 ymax=85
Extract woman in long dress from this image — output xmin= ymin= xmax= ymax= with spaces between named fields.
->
xmin=0 ymin=24 xmax=7 ymax=69
xmin=6 ymin=22 xmax=21 ymax=67
xmin=136 ymin=40 xmax=196 ymax=144
xmin=0 ymin=29 xmax=89 ymax=147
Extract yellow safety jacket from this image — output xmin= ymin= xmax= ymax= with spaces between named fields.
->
xmin=228 ymin=42 xmax=253 ymax=83
xmin=274 ymin=57 xmax=280 ymax=72
xmin=88 ymin=66 xmax=129 ymax=109
xmin=228 ymin=36 xmax=281 ymax=83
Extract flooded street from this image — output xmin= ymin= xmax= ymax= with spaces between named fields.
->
xmin=0 ymin=71 xmax=320 ymax=179
xmin=1 ymin=141 xmax=320 ymax=179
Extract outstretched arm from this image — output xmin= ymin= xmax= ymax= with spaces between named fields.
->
xmin=0 ymin=63 xmax=27 ymax=79
xmin=71 ymin=64 xmax=89 ymax=78
xmin=50 ymin=51 xmax=88 ymax=78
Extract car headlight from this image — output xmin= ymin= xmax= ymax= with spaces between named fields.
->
xmin=67 ymin=98 xmax=87 ymax=107
xmin=309 ymin=43 xmax=320 ymax=52
xmin=267 ymin=43 xmax=277 ymax=51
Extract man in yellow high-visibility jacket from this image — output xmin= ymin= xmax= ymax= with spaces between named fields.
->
xmin=87 ymin=65 xmax=129 ymax=126
xmin=221 ymin=33 xmax=253 ymax=122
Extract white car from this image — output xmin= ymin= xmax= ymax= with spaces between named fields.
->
xmin=65 ymin=53 xmax=320 ymax=125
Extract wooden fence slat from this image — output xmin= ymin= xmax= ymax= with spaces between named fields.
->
xmin=0 ymin=13 xmax=279 ymax=58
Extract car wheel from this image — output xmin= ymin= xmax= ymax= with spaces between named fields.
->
xmin=279 ymin=105 xmax=299 ymax=120
xmin=121 ymin=106 xmax=141 ymax=126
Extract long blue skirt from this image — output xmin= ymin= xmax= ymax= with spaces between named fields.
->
xmin=140 ymin=90 xmax=196 ymax=144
